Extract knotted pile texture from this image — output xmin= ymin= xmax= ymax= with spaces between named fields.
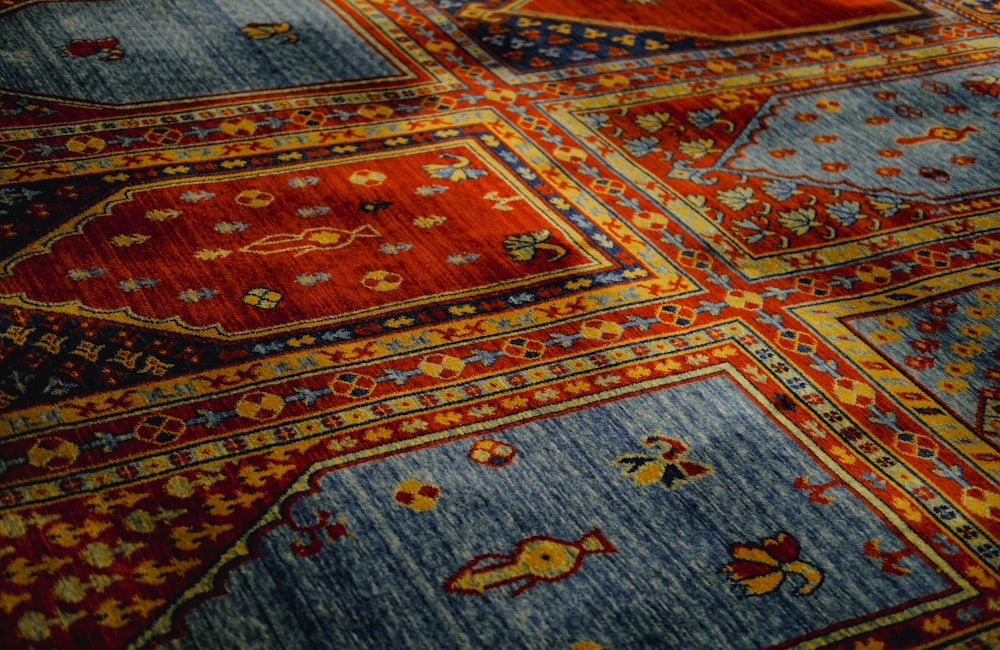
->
xmin=1 ymin=0 xmax=999 ymax=647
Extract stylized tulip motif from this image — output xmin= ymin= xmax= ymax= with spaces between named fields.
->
xmin=722 ymin=531 xmax=823 ymax=596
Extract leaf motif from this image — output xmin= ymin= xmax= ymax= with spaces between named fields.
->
xmin=623 ymin=136 xmax=660 ymax=157
xmin=678 ymin=138 xmax=716 ymax=159
xmin=716 ymin=186 xmax=756 ymax=211
xmin=503 ymin=229 xmax=551 ymax=261
xmin=777 ymin=207 xmax=818 ymax=236
xmin=635 ymin=111 xmax=673 ymax=133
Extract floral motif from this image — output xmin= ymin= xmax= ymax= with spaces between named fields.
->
xmin=613 ymin=435 xmax=712 ymax=490
xmin=503 ymin=229 xmax=567 ymax=262
xmin=421 ymin=153 xmax=487 ymax=182
xmin=722 ymin=532 xmax=823 ymax=596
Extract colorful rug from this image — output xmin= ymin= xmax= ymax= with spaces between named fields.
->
xmin=1 ymin=0 xmax=1000 ymax=647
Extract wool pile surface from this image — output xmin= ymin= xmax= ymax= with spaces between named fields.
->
xmin=1 ymin=0 xmax=1000 ymax=647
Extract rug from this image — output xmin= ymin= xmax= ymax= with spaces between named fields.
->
xmin=1 ymin=0 xmax=999 ymax=647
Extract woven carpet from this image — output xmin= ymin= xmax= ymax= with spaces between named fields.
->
xmin=2 ymin=0 xmax=1000 ymax=647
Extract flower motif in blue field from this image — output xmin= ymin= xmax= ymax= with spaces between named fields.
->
xmin=613 ymin=435 xmax=712 ymax=490
xmin=722 ymin=532 xmax=823 ymax=597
